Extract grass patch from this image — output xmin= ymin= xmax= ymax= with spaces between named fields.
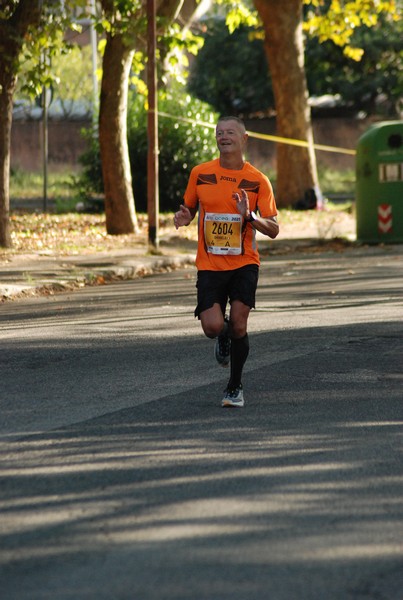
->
xmin=10 ymin=167 xmax=81 ymax=203
xmin=319 ymin=167 xmax=355 ymax=196
xmin=10 ymin=166 xmax=356 ymax=206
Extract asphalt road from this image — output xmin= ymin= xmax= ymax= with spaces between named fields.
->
xmin=1 ymin=244 xmax=402 ymax=600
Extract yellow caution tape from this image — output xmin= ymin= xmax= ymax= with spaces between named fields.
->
xmin=158 ymin=111 xmax=356 ymax=156
xmin=246 ymin=130 xmax=356 ymax=155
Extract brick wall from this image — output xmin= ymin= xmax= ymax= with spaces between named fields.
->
xmin=11 ymin=120 xmax=91 ymax=171
xmin=11 ymin=115 xmax=384 ymax=172
xmin=244 ymin=116 xmax=382 ymax=172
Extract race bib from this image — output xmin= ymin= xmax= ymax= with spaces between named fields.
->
xmin=204 ymin=213 xmax=242 ymax=255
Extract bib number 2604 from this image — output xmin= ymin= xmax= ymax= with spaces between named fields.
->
xmin=204 ymin=213 xmax=242 ymax=255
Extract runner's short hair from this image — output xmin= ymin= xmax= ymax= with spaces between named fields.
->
xmin=217 ymin=116 xmax=246 ymax=133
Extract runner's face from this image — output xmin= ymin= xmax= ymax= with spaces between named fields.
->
xmin=216 ymin=120 xmax=247 ymax=156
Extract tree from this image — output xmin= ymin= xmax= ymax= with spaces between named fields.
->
xmin=2 ymin=0 xmax=200 ymax=244
xmin=97 ymin=0 xmax=200 ymax=235
xmin=128 ymin=83 xmax=218 ymax=212
xmin=305 ymin=12 xmax=403 ymax=116
xmin=50 ymin=45 xmax=95 ymax=118
xmin=253 ymin=0 xmax=319 ymax=208
xmin=188 ymin=18 xmax=274 ymax=116
xmin=0 ymin=1 xmax=42 ymax=247
xmin=15 ymin=37 xmax=95 ymax=119
xmin=189 ymin=10 xmax=401 ymax=119
xmin=97 ymin=0 xmax=142 ymax=235
xmin=213 ymin=0 xmax=400 ymax=208
xmin=77 ymin=83 xmax=218 ymax=212
xmin=0 ymin=0 xmax=85 ymax=248
xmin=226 ymin=0 xmax=397 ymax=206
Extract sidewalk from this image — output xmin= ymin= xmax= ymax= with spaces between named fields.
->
xmin=0 ymin=246 xmax=197 ymax=302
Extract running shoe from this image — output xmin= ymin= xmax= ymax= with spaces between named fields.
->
xmin=222 ymin=384 xmax=244 ymax=408
xmin=214 ymin=320 xmax=231 ymax=367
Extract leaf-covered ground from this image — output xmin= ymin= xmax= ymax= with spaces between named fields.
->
xmin=4 ymin=208 xmax=355 ymax=257
xmin=7 ymin=213 xmax=166 ymax=255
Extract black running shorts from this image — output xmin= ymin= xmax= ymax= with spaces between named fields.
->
xmin=194 ymin=264 xmax=259 ymax=318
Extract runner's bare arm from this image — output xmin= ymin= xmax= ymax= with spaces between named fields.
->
xmin=250 ymin=215 xmax=279 ymax=239
xmin=233 ymin=190 xmax=279 ymax=239
xmin=174 ymin=204 xmax=198 ymax=229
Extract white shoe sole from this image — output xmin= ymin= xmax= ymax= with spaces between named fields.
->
xmin=222 ymin=398 xmax=244 ymax=408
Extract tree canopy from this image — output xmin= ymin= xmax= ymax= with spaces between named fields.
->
xmin=189 ymin=8 xmax=402 ymax=118
xmin=1 ymin=0 xmax=401 ymax=247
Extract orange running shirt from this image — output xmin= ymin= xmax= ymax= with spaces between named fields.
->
xmin=183 ymin=158 xmax=277 ymax=271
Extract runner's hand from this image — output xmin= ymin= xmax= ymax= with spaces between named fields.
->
xmin=174 ymin=204 xmax=192 ymax=229
xmin=233 ymin=189 xmax=250 ymax=218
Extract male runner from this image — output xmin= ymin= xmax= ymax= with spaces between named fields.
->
xmin=174 ymin=116 xmax=279 ymax=407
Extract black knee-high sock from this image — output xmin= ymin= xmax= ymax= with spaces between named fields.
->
xmin=229 ymin=334 xmax=249 ymax=389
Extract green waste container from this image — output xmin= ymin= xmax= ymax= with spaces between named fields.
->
xmin=356 ymin=120 xmax=403 ymax=243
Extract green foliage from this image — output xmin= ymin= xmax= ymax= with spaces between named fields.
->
xmin=15 ymin=43 xmax=95 ymax=117
xmin=94 ymin=0 xmax=203 ymax=74
xmin=303 ymin=0 xmax=401 ymax=60
xmin=78 ymin=129 xmax=104 ymax=196
xmin=188 ymin=8 xmax=401 ymax=117
xmin=128 ymin=85 xmax=218 ymax=212
xmin=159 ymin=22 xmax=204 ymax=82
xmin=0 ymin=1 xmax=19 ymax=19
xmin=51 ymin=45 xmax=95 ymax=117
xmin=224 ymin=1 xmax=259 ymax=32
xmin=96 ymin=0 xmax=143 ymax=36
xmin=6 ymin=0 xmax=88 ymax=99
xmin=305 ymin=14 xmax=403 ymax=115
xmin=317 ymin=166 xmax=355 ymax=195
xmin=188 ymin=18 xmax=273 ymax=117
xmin=78 ymin=85 xmax=218 ymax=212
xmin=94 ymin=0 xmax=148 ymax=62
xmin=9 ymin=166 xmax=80 ymax=205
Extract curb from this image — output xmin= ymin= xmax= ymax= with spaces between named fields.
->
xmin=0 ymin=254 xmax=196 ymax=303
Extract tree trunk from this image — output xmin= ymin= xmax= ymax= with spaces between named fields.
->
xmin=0 ymin=69 xmax=15 ymax=248
xmin=98 ymin=0 xmax=184 ymax=235
xmin=99 ymin=33 xmax=139 ymax=235
xmin=253 ymin=0 xmax=320 ymax=208
xmin=0 ymin=1 xmax=42 ymax=247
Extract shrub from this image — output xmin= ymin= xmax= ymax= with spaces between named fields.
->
xmin=77 ymin=85 xmax=218 ymax=213
xmin=78 ymin=128 xmax=104 ymax=195
xmin=188 ymin=19 xmax=274 ymax=117
xmin=127 ymin=84 xmax=218 ymax=212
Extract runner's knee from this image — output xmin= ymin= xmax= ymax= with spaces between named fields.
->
xmin=230 ymin=320 xmax=247 ymax=339
xmin=200 ymin=308 xmax=225 ymax=339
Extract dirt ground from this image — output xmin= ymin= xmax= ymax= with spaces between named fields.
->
xmin=2 ymin=208 xmax=356 ymax=259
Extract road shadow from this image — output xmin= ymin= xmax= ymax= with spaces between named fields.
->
xmin=0 ymin=318 xmax=402 ymax=600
